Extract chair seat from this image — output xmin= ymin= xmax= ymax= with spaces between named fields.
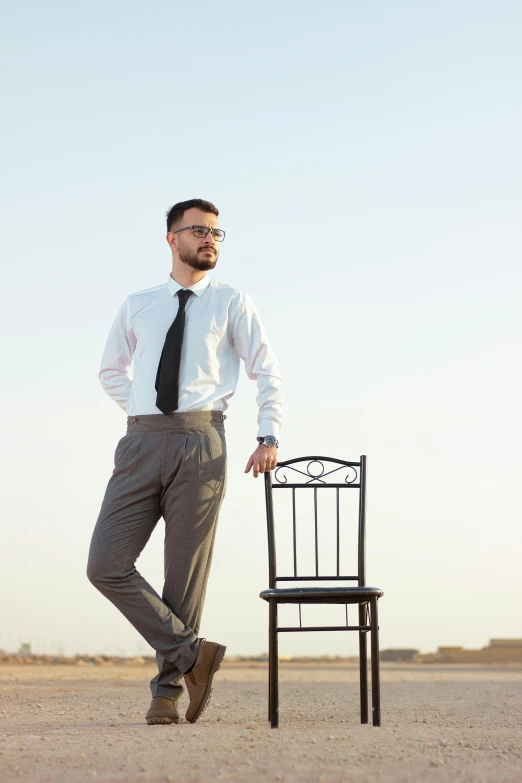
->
xmin=260 ymin=586 xmax=384 ymax=604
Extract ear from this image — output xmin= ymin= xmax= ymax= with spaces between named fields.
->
xmin=166 ymin=232 xmax=177 ymax=251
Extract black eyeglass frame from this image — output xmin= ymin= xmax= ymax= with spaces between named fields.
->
xmin=170 ymin=225 xmax=226 ymax=242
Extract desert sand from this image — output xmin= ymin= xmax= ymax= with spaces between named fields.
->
xmin=0 ymin=662 xmax=521 ymax=783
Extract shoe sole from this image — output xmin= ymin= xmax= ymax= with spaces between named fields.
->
xmin=186 ymin=644 xmax=226 ymax=724
xmin=146 ymin=715 xmax=180 ymax=725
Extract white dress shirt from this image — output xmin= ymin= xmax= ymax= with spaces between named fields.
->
xmin=98 ymin=273 xmax=284 ymax=440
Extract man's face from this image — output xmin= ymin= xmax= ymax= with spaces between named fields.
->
xmin=168 ymin=208 xmax=221 ymax=271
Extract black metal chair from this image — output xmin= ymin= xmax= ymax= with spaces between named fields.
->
xmin=260 ymin=455 xmax=383 ymax=728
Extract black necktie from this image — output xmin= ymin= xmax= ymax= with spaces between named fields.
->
xmin=155 ymin=289 xmax=194 ymax=414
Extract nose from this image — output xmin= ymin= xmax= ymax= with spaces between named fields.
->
xmin=201 ymin=233 xmax=216 ymax=248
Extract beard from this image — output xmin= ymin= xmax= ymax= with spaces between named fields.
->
xmin=178 ymin=244 xmax=218 ymax=271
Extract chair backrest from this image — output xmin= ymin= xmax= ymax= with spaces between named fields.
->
xmin=264 ymin=455 xmax=367 ymax=589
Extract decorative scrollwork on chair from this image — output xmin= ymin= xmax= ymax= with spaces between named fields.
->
xmin=274 ymin=458 xmax=359 ymax=486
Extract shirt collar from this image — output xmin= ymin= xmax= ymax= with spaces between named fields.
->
xmin=167 ymin=273 xmax=210 ymax=298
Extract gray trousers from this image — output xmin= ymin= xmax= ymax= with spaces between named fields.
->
xmin=87 ymin=410 xmax=227 ymax=701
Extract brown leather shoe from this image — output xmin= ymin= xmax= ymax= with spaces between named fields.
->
xmin=146 ymin=696 xmax=180 ymax=725
xmin=184 ymin=639 xmax=226 ymax=724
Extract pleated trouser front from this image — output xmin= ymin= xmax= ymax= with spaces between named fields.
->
xmin=87 ymin=410 xmax=227 ymax=701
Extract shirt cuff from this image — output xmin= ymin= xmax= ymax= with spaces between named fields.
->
xmin=257 ymin=420 xmax=280 ymax=441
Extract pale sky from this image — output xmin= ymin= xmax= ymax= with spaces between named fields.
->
xmin=1 ymin=1 xmax=521 ymax=659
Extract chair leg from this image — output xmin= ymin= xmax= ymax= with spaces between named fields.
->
xmin=370 ymin=596 xmax=381 ymax=726
xmin=269 ymin=600 xmax=279 ymax=728
xmin=358 ymin=602 xmax=368 ymax=724
xmin=268 ymin=626 xmax=271 ymax=721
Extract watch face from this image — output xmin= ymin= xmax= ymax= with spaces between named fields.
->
xmin=264 ymin=436 xmax=277 ymax=447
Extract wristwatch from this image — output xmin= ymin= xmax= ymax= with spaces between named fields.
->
xmin=257 ymin=435 xmax=279 ymax=448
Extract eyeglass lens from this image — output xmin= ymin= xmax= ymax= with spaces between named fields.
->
xmin=192 ymin=226 xmax=225 ymax=241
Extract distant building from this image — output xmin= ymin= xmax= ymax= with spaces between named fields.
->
xmin=489 ymin=639 xmax=522 ymax=648
xmin=380 ymin=649 xmax=419 ymax=662
xmin=418 ymin=639 xmax=522 ymax=664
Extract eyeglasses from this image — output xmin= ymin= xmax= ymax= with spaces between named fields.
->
xmin=171 ymin=225 xmax=226 ymax=242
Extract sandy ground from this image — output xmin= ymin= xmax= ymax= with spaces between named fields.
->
xmin=0 ymin=662 xmax=521 ymax=783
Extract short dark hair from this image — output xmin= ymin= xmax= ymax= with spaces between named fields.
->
xmin=166 ymin=199 xmax=219 ymax=232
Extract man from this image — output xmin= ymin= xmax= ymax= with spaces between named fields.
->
xmin=87 ymin=198 xmax=284 ymax=726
